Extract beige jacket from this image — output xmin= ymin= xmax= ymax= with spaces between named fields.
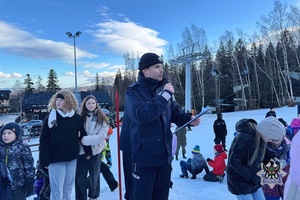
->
xmin=79 ymin=115 xmax=109 ymax=155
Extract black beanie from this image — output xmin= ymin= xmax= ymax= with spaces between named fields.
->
xmin=138 ymin=53 xmax=163 ymax=70
xmin=1 ymin=122 xmax=21 ymax=137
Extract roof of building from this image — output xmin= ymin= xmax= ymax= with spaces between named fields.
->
xmin=22 ymin=91 xmax=113 ymax=110
xmin=0 ymin=90 xmax=11 ymax=100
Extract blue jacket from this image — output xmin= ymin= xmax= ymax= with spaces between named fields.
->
xmin=125 ymin=72 xmax=191 ymax=167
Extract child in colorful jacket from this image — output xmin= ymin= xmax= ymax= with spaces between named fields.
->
xmin=203 ymin=144 xmax=227 ymax=182
xmin=0 ymin=122 xmax=35 ymax=200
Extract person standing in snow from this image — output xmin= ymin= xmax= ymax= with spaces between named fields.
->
xmin=213 ymin=113 xmax=228 ymax=151
xmin=179 ymin=145 xmax=209 ymax=179
xmin=227 ymin=117 xmax=285 ymax=200
xmin=0 ymin=122 xmax=35 ymax=200
xmin=174 ymin=126 xmax=187 ymax=160
xmin=124 ymin=52 xmax=201 ymax=200
xmin=75 ymin=95 xmax=109 ymax=200
xmin=39 ymin=90 xmax=91 ymax=200
xmin=260 ymin=117 xmax=291 ymax=200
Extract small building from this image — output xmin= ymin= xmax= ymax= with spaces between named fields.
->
xmin=21 ymin=91 xmax=113 ymax=120
xmin=0 ymin=90 xmax=11 ymax=113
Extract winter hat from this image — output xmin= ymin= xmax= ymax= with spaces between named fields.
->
xmin=138 ymin=53 xmax=163 ymax=70
xmin=256 ymin=116 xmax=285 ymax=141
xmin=214 ymin=144 xmax=223 ymax=153
xmin=192 ymin=145 xmax=200 ymax=154
xmin=1 ymin=122 xmax=21 ymax=137
xmin=278 ymin=118 xmax=288 ymax=127
xmin=217 ymin=113 xmax=223 ymax=118
xmin=290 ymin=118 xmax=300 ymax=135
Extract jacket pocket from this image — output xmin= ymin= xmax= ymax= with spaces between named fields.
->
xmin=142 ymin=139 xmax=164 ymax=157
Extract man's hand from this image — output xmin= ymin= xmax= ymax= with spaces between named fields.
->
xmin=164 ymin=83 xmax=174 ymax=94
xmin=190 ymin=116 xmax=201 ymax=126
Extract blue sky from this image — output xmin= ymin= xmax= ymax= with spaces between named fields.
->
xmin=0 ymin=0 xmax=297 ymax=90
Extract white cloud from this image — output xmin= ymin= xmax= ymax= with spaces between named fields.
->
xmin=64 ymin=71 xmax=75 ymax=76
xmin=81 ymin=70 xmax=94 ymax=78
xmin=80 ymin=61 xmax=110 ymax=69
xmin=0 ymin=20 xmax=97 ymax=60
xmin=0 ymin=71 xmax=22 ymax=78
xmin=88 ymin=19 xmax=168 ymax=56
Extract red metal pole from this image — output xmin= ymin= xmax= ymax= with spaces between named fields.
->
xmin=115 ymin=91 xmax=123 ymax=200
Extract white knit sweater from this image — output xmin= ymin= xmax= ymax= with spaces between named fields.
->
xmin=80 ymin=115 xmax=109 ymax=155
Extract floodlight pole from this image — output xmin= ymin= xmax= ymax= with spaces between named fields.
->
xmin=66 ymin=31 xmax=81 ymax=96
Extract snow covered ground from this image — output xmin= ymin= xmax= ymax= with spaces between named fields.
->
xmin=7 ymin=105 xmax=297 ymax=200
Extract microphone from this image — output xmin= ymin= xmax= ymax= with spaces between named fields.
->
xmin=163 ymin=73 xmax=176 ymax=102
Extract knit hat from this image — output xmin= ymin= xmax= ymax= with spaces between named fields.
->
xmin=1 ymin=122 xmax=21 ymax=137
xmin=278 ymin=118 xmax=288 ymax=127
xmin=192 ymin=145 xmax=200 ymax=154
xmin=138 ymin=53 xmax=163 ymax=70
xmin=214 ymin=144 xmax=223 ymax=153
xmin=256 ymin=116 xmax=285 ymax=141
xmin=290 ymin=118 xmax=300 ymax=135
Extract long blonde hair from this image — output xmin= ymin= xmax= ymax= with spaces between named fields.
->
xmin=79 ymin=95 xmax=109 ymax=125
xmin=47 ymin=90 xmax=78 ymax=112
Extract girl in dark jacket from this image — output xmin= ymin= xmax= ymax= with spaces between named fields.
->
xmin=227 ymin=117 xmax=285 ymax=200
xmin=39 ymin=90 xmax=91 ymax=200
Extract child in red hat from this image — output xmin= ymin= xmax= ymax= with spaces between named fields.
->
xmin=203 ymin=144 xmax=227 ymax=182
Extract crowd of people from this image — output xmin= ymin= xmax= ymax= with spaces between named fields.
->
xmin=1 ymin=52 xmax=300 ymax=200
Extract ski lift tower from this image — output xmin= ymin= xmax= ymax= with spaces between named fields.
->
xmin=169 ymin=43 xmax=208 ymax=112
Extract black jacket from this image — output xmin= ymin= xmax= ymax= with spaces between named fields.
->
xmin=227 ymin=119 xmax=263 ymax=195
xmin=125 ymin=72 xmax=191 ymax=167
xmin=213 ymin=117 xmax=227 ymax=136
xmin=39 ymin=111 xmax=91 ymax=167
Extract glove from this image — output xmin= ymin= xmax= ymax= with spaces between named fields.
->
xmin=107 ymin=158 xmax=112 ymax=169
xmin=206 ymin=158 xmax=212 ymax=162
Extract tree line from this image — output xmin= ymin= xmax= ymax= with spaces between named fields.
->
xmin=113 ymin=1 xmax=300 ymax=113
xmin=11 ymin=1 xmax=300 ymax=113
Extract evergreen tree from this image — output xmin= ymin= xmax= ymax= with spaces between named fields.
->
xmin=36 ymin=75 xmax=45 ymax=92
xmin=95 ymin=73 xmax=101 ymax=91
xmin=23 ymin=74 xmax=34 ymax=93
xmin=47 ymin=69 xmax=60 ymax=92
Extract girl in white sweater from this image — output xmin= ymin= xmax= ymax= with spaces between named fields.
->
xmin=75 ymin=95 xmax=109 ymax=200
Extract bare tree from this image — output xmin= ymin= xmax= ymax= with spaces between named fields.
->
xmin=257 ymin=0 xmax=294 ymax=103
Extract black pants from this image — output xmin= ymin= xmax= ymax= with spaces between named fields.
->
xmin=100 ymin=161 xmax=118 ymax=191
xmin=132 ymin=164 xmax=171 ymax=200
xmin=122 ymin=151 xmax=133 ymax=200
xmin=214 ymin=134 xmax=226 ymax=149
xmin=11 ymin=189 xmax=26 ymax=200
xmin=75 ymin=153 xmax=102 ymax=200
xmin=203 ymin=172 xmax=219 ymax=182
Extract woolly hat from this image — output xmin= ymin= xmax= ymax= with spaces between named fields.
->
xmin=256 ymin=116 xmax=285 ymax=141
xmin=214 ymin=144 xmax=223 ymax=153
xmin=192 ymin=145 xmax=200 ymax=154
xmin=1 ymin=122 xmax=21 ymax=137
xmin=278 ymin=118 xmax=288 ymax=127
xmin=290 ymin=118 xmax=300 ymax=134
xmin=138 ymin=53 xmax=163 ymax=70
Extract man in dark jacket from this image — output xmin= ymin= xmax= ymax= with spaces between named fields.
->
xmin=124 ymin=52 xmax=201 ymax=200
xmin=213 ymin=113 xmax=227 ymax=151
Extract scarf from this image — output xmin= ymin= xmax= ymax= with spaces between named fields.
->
xmin=48 ymin=109 xmax=75 ymax=128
